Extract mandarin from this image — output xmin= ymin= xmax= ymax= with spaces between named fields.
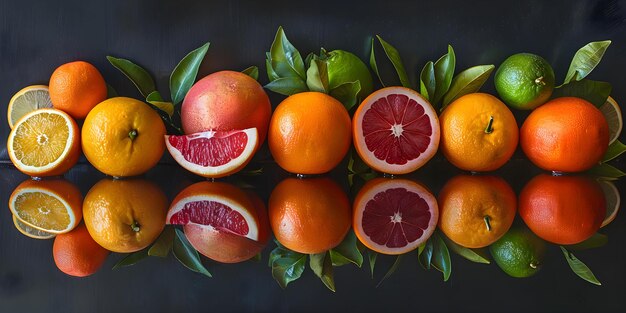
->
xmin=49 ymin=61 xmax=107 ymax=119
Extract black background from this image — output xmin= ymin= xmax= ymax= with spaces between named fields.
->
xmin=1 ymin=0 xmax=626 ymax=312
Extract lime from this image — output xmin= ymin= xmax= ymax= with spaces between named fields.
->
xmin=599 ymin=96 xmax=623 ymax=144
xmin=494 ymin=53 xmax=555 ymax=110
xmin=324 ymin=49 xmax=374 ymax=100
xmin=490 ymin=226 xmax=546 ymax=278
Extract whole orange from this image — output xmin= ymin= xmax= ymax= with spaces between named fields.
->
xmin=438 ymin=175 xmax=517 ymax=248
xmin=181 ymin=70 xmax=272 ymax=144
xmin=520 ymin=97 xmax=609 ymax=172
xmin=49 ymin=61 xmax=107 ymax=119
xmin=268 ymin=92 xmax=351 ymax=175
xmin=83 ymin=178 xmax=168 ymax=253
xmin=269 ymin=177 xmax=351 ymax=254
xmin=82 ymin=97 xmax=165 ymax=177
xmin=439 ymin=93 xmax=519 ymax=172
xmin=519 ymin=174 xmax=606 ymax=245
xmin=53 ymin=223 xmax=109 ymax=277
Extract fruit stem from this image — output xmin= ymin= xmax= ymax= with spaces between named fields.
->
xmin=483 ymin=216 xmax=492 ymax=232
xmin=530 ymin=261 xmax=539 ymax=269
xmin=535 ymin=76 xmax=546 ymax=86
xmin=128 ymin=129 xmax=138 ymax=141
xmin=484 ymin=116 xmax=494 ymax=134
xmin=130 ymin=221 xmax=141 ymax=232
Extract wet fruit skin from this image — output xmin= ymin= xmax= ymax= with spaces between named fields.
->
xmin=490 ymin=226 xmax=546 ymax=278
xmin=53 ymin=224 xmax=109 ymax=277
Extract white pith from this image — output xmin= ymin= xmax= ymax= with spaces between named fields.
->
xmin=9 ymin=187 xmax=76 ymax=234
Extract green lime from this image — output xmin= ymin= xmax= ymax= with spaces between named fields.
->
xmin=494 ymin=53 xmax=555 ymax=110
xmin=324 ymin=49 xmax=374 ymax=100
xmin=489 ymin=226 xmax=546 ymax=278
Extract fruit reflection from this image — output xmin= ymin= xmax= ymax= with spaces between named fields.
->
xmin=353 ymin=178 xmax=438 ymax=255
xmin=83 ymin=178 xmax=167 ymax=253
xmin=269 ymin=177 xmax=351 ymax=254
xmin=167 ymin=181 xmax=269 ymax=263
xmin=489 ymin=225 xmax=546 ymax=278
xmin=519 ymin=174 xmax=606 ymax=245
xmin=53 ymin=223 xmax=110 ymax=277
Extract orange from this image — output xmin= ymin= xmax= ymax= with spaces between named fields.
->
xmin=53 ymin=223 xmax=109 ymax=277
xmin=81 ymin=97 xmax=166 ymax=177
xmin=438 ymin=175 xmax=517 ymax=248
xmin=83 ymin=178 xmax=168 ymax=253
xmin=269 ymin=177 xmax=351 ymax=254
xmin=519 ymin=174 xmax=606 ymax=245
xmin=520 ymin=97 xmax=609 ymax=172
xmin=49 ymin=61 xmax=107 ymax=119
xmin=439 ymin=93 xmax=519 ymax=172
xmin=268 ymin=92 xmax=351 ymax=175
xmin=7 ymin=108 xmax=80 ymax=177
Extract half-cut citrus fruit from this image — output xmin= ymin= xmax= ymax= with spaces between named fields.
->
xmin=353 ymin=178 xmax=439 ymax=255
xmin=599 ymin=180 xmax=620 ymax=228
xmin=166 ymin=128 xmax=258 ymax=178
xmin=7 ymin=85 xmax=53 ymax=129
xmin=12 ymin=214 xmax=56 ymax=239
xmin=353 ymin=86 xmax=440 ymax=175
xmin=600 ymin=96 xmax=622 ymax=145
xmin=9 ymin=179 xmax=82 ymax=234
xmin=7 ymin=108 xmax=80 ymax=177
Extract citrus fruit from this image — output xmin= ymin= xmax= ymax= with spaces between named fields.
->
xmin=49 ymin=61 xmax=107 ymax=119
xmin=53 ymin=223 xmax=109 ymax=277
xmin=353 ymin=178 xmax=438 ymax=255
xmin=599 ymin=96 xmax=622 ymax=144
xmin=269 ymin=177 xmax=351 ymax=254
xmin=599 ymin=180 xmax=620 ymax=227
xmin=9 ymin=178 xmax=82 ymax=234
xmin=324 ymin=49 xmax=374 ymax=100
xmin=494 ymin=53 xmax=555 ymax=110
xmin=12 ymin=214 xmax=56 ymax=239
xmin=268 ymin=92 xmax=351 ymax=175
xmin=352 ymin=86 xmax=440 ymax=175
xmin=438 ymin=175 xmax=517 ymax=248
xmin=165 ymin=128 xmax=258 ymax=178
xmin=7 ymin=108 xmax=80 ymax=177
xmin=7 ymin=85 xmax=53 ymax=128
xmin=439 ymin=93 xmax=518 ymax=172
xmin=82 ymin=97 xmax=166 ymax=177
xmin=490 ymin=225 xmax=546 ymax=278
xmin=520 ymin=97 xmax=609 ymax=173
xmin=519 ymin=174 xmax=606 ymax=245
xmin=83 ymin=178 xmax=168 ymax=253
xmin=167 ymin=181 xmax=269 ymax=263
xmin=181 ymin=70 xmax=272 ymax=144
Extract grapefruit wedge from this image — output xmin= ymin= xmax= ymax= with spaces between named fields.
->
xmin=165 ymin=128 xmax=258 ymax=178
xmin=353 ymin=87 xmax=440 ymax=175
xmin=353 ymin=178 xmax=438 ymax=255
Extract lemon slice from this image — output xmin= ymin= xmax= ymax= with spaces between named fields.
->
xmin=599 ymin=180 xmax=620 ymax=227
xmin=599 ymin=96 xmax=623 ymax=145
xmin=7 ymin=85 xmax=53 ymax=129
xmin=12 ymin=214 xmax=56 ymax=239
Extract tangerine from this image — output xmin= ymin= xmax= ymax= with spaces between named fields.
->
xmin=53 ymin=223 xmax=109 ymax=277
xmin=49 ymin=61 xmax=107 ymax=119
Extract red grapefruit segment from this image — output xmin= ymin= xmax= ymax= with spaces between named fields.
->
xmin=354 ymin=178 xmax=438 ymax=255
xmin=169 ymin=201 xmax=250 ymax=237
xmin=165 ymin=128 xmax=258 ymax=178
xmin=353 ymin=87 xmax=440 ymax=174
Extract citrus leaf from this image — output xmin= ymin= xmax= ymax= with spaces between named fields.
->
xmin=368 ymin=250 xmax=378 ymax=278
xmin=304 ymin=52 xmax=315 ymax=68
xmin=430 ymin=233 xmax=452 ymax=281
xmin=269 ymin=244 xmax=306 ymax=289
xmin=106 ymin=83 xmax=118 ymax=98
xmin=329 ymin=80 xmax=361 ymax=110
xmin=306 ymin=58 xmax=329 ymax=93
xmin=432 ymin=45 xmax=456 ymax=106
xmin=148 ymin=226 xmax=175 ymax=258
xmin=443 ymin=235 xmax=490 ymax=264
xmin=264 ymin=77 xmax=308 ymax=96
xmin=146 ymin=102 xmax=182 ymax=135
xmin=565 ymin=233 xmax=608 ymax=251
xmin=112 ymin=248 xmax=149 ymax=270
xmin=419 ymin=61 xmax=435 ymax=101
xmin=369 ymin=37 xmax=385 ymax=87
xmin=173 ymin=229 xmax=212 ymax=277
xmin=376 ymin=35 xmax=411 ymax=88
xmin=560 ymin=246 xmax=601 ymax=285
xmin=329 ymin=231 xmax=363 ymax=267
xmin=106 ymin=56 xmax=156 ymax=98
xmin=602 ymin=140 xmax=626 ymax=163
xmin=265 ymin=58 xmax=280 ymax=81
xmin=241 ymin=66 xmax=259 ymax=81
xmin=146 ymin=90 xmax=164 ymax=102
xmin=587 ymin=163 xmax=626 ymax=180
xmin=442 ymin=65 xmax=495 ymax=109
xmin=377 ymin=254 xmax=403 ymax=287
xmin=418 ymin=240 xmax=434 ymax=269
xmin=552 ymin=79 xmax=611 ymax=107
xmin=310 ymin=252 xmax=336 ymax=292
xmin=269 ymin=26 xmax=306 ymax=80
xmin=564 ymin=40 xmax=611 ymax=84
xmin=169 ymin=42 xmax=210 ymax=105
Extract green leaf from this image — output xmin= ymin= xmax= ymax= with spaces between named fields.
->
xmin=369 ymin=38 xmax=385 ymax=87
xmin=418 ymin=240 xmax=434 ymax=269
xmin=376 ymin=35 xmax=411 ymax=88
xmin=269 ymin=26 xmax=306 ymax=80
xmin=146 ymin=102 xmax=182 ymax=134
xmin=560 ymin=246 xmax=601 ymax=285
xmin=368 ymin=250 xmax=378 ymax=278
xmin=264 ymin=77 xmax=308 ymax=96
xmin=419 ymin=61 xmax=435 ymax=101
xmin=112 ymin=248 xmax=149 ymax=269
xmin=146 ymin=91 xmax=164 ymax=102
xmin=146 ymin=92 xmax=174 ymax=117
xmin=432 ymin=45 xmax=456 ymax=106
xmin=242 ymin=66 xmax=259 ymax=81
xmin=269 ymin=245 xmax=307 ymax=289
xmin=306 ymin=58 xmax=329 ymax=93
xmin=265 ymin=58 xmax=280 ymax=81
xmin=172 ymin=229 xmax=212 ymax=277
xmin=329 ymin=231 xmax=364 ymax=267
xmin=148 ymin=226 xmax=175 ymax=257
xmin=602 ymin=140 xmax=626 ymax=163
xmin=443 ymin=235 xmax=490 ymax=264
xmin=564 ymin=40 xmax=611 ymax=84
xmin=377 ymin=254 xmax=403 ymax=287
xmin=106 ymin=83 xmax=118 ymax=98
xmin=106 ymin=56 xmax=156 ymax=98
xmin=430 ymin=233 xmax=452 ymax=281
xmin=565 ymin=233 xmax=608 ymax=251
xmin=310 ymin=252 xmax=336 ymax=292
xmin=169 ymin=42 xmax=210 ymax=105
xmin=329 ymin=80 xmax=361 ymax=110
xmin=552 ymin=79 xmax=611 ymax=107
xmin=587 ymin=163 xmax=626 ymax=180
xmin=442 ymin=65 xmax=495 ymax=109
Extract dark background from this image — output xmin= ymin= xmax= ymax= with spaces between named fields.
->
xmin=1 ymin=0 xmax=626 ymax=312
